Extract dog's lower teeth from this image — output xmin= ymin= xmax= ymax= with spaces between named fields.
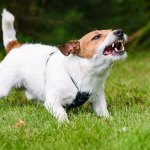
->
xmin=115 ymin=48 xmax=118 ymax=51
xmin=104 ymin=40 xmax=125 ymax=55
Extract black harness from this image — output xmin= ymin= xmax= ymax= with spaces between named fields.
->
xmin=65 ymin=76 xmax=91 ymax=109
xmin=45 ymin=52 xmax=91 ymax=110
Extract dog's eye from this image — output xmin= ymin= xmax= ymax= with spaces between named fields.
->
xmin=91 ymin=34 xmax=101 ymax=40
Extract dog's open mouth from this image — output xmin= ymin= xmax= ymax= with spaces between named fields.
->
xmin=103 ymin=40 xmax=125 ymax=56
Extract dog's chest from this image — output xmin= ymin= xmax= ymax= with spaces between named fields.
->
xmin=64 ymin=75 xmax=95 ymax=109
xmin=64 ymin=69 xmax=108 ymax=109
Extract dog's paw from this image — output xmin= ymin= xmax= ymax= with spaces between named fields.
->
xmin=56 ymin=111 xmax=69 ymax=123
xmin=57 ymin=114 xmax=69 ymax=123
xmin=97 ymin=109 xmax=110 ymax=118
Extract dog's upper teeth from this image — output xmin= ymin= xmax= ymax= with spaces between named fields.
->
xmin=121 ymin=43 xmax=125 ymax=51
xmin=112 ymin=43 xmax=114 ymax=47
xmin=117 ymin=40 xmax=123 ymax=43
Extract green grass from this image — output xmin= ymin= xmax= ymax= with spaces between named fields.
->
xmin=0 ymin=50 xmax=150 ymax=150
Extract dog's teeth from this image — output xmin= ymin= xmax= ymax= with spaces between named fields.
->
xmin=117 ymin=40 xmax=123 ymax=43
xmin=112 ymin=43 xmax=114 ymax=47
xmin=122 ymin=46 xmax=124 ymax=51
xmin=115 ymin=48 xmax=118 ymax=51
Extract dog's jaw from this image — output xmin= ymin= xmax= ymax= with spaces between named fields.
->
xmin=95 ymin=31 xmax=127 ymax=62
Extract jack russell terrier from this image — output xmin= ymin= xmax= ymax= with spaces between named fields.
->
xmin=0 ymin=9 xmax=127 ymax=122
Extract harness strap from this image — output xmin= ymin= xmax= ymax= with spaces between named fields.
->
xmin=67 ymin=74 xmax=91 ymax=109
xmin=45 ymin=52 xmax=55 ymax=67
xmin=69 ymin=75 xmax=79 ymax=91
xmin=45 ymin=52 xmax=55 ymax=83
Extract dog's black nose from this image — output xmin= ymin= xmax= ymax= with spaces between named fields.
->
xmin=113 ymin=29 xmax=124 ymax=37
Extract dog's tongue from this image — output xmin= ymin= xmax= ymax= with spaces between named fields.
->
xmin=105 ymin=51 xmax=112 ymax=55
xmin=104 ymin=47 xmax=114 ymax=55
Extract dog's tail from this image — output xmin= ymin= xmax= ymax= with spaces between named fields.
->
xmin=2 ymin=9 xmax=21 ymax=53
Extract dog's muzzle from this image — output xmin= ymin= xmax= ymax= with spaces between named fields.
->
xmin=103 ymin=29 xmax=126 ymax=56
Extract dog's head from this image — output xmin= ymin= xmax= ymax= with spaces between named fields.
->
xmin=58 ymin=29 xmax=127 ymax=62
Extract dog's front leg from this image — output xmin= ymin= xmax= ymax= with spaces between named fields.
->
xmin=90 ymin=87 xmax=109 ymax=118
xmin=44 ymin=93 xmax=69 ymax=122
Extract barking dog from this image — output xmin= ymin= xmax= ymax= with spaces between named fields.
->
xmin=0 ymin=9 xmax=127 ymax=122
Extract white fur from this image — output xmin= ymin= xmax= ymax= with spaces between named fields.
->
xmin=0 ymin=9 xmax=127 ymax=122
xmin=2 ymin=9 xmax=16 ymax=48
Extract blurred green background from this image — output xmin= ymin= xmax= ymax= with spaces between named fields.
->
xmin=0 ymin=2 xmax=150 ymax=149
xmin=0 ymin=0 xmax=150 ymax=52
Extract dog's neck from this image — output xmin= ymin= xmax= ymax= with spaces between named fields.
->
xmin=64 ymin=54 xmax=112 ymax=93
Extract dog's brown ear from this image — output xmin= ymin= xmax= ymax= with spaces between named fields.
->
xmin=58 ymin=40 xmax=80 ymax=56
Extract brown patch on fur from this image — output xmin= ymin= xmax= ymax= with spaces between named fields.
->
xmin=6 ymin=40 xmax=21 ymax=53
xmin=58 ymin=30 xmax=112 ymax=58
xmin=78 ymin=30 xmax=112 ymax=58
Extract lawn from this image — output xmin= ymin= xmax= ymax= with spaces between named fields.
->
xmin=0 ymin=50 xmax=150 ymax=150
